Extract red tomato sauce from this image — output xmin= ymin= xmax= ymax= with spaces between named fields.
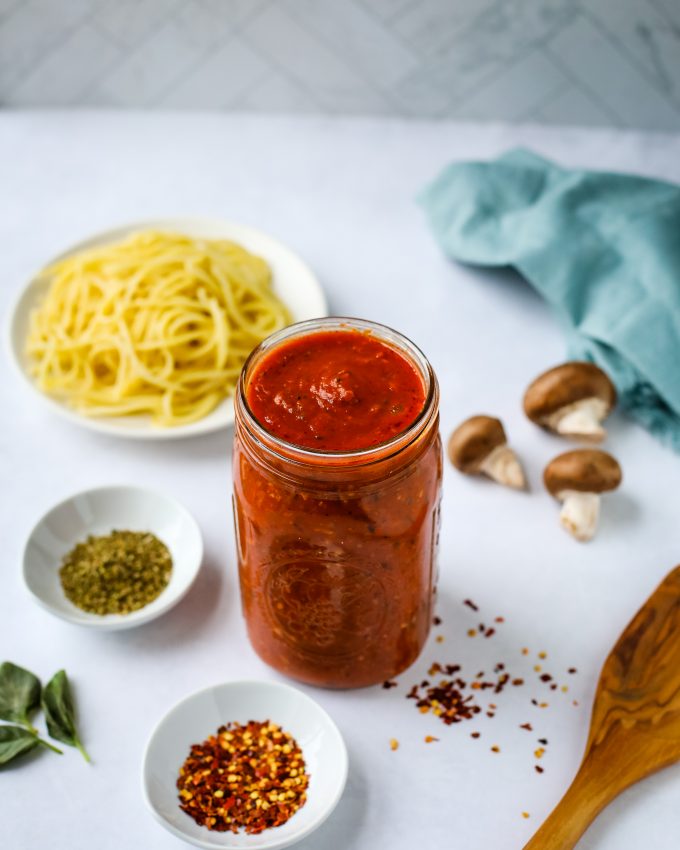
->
xmin=245 ymin=330 xmax=426 ymax=451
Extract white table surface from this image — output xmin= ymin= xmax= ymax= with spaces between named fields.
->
xmin=2 ymin=111 xmax=680 ymax=850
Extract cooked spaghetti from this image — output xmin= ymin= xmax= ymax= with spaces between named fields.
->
xmin=26 ymin=230 xmax=292 ymax=426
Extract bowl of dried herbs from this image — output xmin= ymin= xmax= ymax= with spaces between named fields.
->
xmin=22 ymin=485 xmax=203 ymax=630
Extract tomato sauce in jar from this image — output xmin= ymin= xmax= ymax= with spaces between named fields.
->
xmin=233 ymin=318 xmax=442 ymax=689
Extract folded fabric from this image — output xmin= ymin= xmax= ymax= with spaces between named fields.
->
xmin=419 ymin=148 xmax=680 ymax=452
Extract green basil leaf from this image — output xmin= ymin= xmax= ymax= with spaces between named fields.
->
xmin=0 ymin=662 xmax=41 ymax=732
xmin=0 ymin=725 xmax=39 ymax=765
xmin=42 ymin=670 xmax=90 ymax=762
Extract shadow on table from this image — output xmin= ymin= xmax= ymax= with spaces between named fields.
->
xmin=104 ymin=551 xmax=227 ymax=653
xmin=295 ymin=750 xmax=368 ymax=850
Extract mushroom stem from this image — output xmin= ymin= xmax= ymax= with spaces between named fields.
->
xmin=479 ymin=444 xmax=527 ymax=490
xmin=549 ymin=398 xmax=609 ymax=441
xmin=559 ymin=490 xmax=601 ymax=542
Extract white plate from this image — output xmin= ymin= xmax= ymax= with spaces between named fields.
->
xmin=23 ymin=485 xmax=203 ymax=630
xmin=142 ymin=680 xmax=348 ymax=850
xmin=7 ymin=218 xmax=328 ymax=440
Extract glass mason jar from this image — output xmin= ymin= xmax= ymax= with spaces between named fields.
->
xmin=232 ymin=318 xmax=442 ymax=689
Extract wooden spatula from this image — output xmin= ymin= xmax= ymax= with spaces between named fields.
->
xmin=524 ymin=564 xmax=680 ymax=850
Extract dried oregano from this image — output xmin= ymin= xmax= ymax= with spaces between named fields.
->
xmin=59 ymin=530 xmax=172 ymax=615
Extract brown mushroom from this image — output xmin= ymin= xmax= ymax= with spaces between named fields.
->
xmin=544 ymin=449 xmax=622 ymax=541
xmin=447 ymin=415 xmax=526 ymax=489
xmin=523 ymin=362 xmax=616 ymax=441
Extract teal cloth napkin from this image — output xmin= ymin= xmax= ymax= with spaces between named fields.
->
xmin=420 ymin=148 xmax=680 ymax=452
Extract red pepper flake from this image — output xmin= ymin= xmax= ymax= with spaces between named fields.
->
xmin=408 ymin=677 xmax=482 ymax=725
xmin=519 ymin=723 xmax=533 ymax=731
xmin=433 ymin=616 xmax=442 ymax=626
xmin=491 ymin=745 xmax=500 ymax=753
xmin=467 ymin=629 xmax=477 ymax=638
xmin=522 ymin=812 xmax=530 ymax=819
xmin=538 ymin=738 xmax=548 ymax=745
xmin=534 ymin=665 xmax=542 ymax=673
xmin=521 ymin=648 xmax=529 ymax=656
xmin=424 ymin=736 xmax=439 ymax=743
xmin=568 ymin=667 xmax=577 ymax=674
xmin=428 ymin=663 xmax=442 ymax=676
xmin=534 ymin=747 xmax=545 ymax=759
xmin=382 ymin=680 xmax=398 ymax=689
xmin=471 ymin=732 xmax=481 ymax=739
xmin=484 ymin=628 xmax=496 ymax=639
xmin=464 ymin=599 xmax=479 ymax=611
xmin=540 ymin=674 xmax=552 ymax=682
xmin=539 ymin=702 xmax=549 ymax=709
xmin=561 ymin=685 xmax=569 ymax=693
xmin=535 ymin=766 xmax=544 ymax=774
xmin=573 ymin=700 xmax=579 ymax=707
xmin=435 ymin=635 xmax=444 ymax=644
xmin=486 ymin=711 xmax=495 ymax=718
xmin=512 ymin=678 xmax=524 ymax=686
xmin=538 ymin=652 xmax=547 ymax=660
xmin=495 ymin=616 xmax=504 ymax=623
xmin=390 ymin=738 xmax=399 ymax=751
xmin=176 ymin=721 xmax=308 ymax=835
xmin=550 ymin=684 xmax=557 ymax=691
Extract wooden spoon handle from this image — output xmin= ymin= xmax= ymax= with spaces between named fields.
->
xmin=523 ymin=757 xmax=613 ymax=850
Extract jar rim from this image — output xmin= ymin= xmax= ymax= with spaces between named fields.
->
xmin=235 ymin=317 xmax=439 ymax=467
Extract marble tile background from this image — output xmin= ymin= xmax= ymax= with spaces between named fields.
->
xmin=1 ymin=0 xmax=679 ymax=128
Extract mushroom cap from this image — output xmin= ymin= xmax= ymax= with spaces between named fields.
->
xmin=523 ymin=362 xmax=616 ymax=423
xmin=544 ymin=449 xmax=622 ymax=497
xmin=447 ymin=415 xmax=507 ymax=474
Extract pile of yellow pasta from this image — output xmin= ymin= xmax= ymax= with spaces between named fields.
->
xmin=26 ymin=230 xmax=292 ymax=426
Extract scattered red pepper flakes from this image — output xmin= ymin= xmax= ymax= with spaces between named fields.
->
xmin=535 ymin=765 xmax=544 ymax=774
xmin=568 ymin=667 xmax=577 ymax=674
xmin=484 ymin=628 xmax=496 ymax=639
xmin=520 ymin=723 xmax=533 ymax=731
xmin=424 ymin=736 xmax=439 ymax=743
xmin=382 ymin=680 xmax=398 ymax=689
xmin=538 ymin=738 xmax=548 ymax=745
xmin=513 ymin=678 xmax=525 ymax=686
xmin=433 ymin=616 xmax=442 ymax=626
xmin=521 ymin=648 xmax=529 ymax=656
xmin=539 ymin=702 xmax=549 ymax=709
xmin=495 ymin=616 xmax=504 ymax=623
xmin=522 ymin=812 xmax=530 ymax=819
xmin=464 ymin=599 xmax=479 ymax=611
xmin=534 ymin=748 xmax=545 ymax=759
xmin=491 ymin=745 xmax=500 ymax=753
xmin=435 ymin=635 xmax=444 ymax=644
xmin=538 ymin=652 xmax=547 ymax=660
xmin=390 ymin=738 xmax=399 ymax=751
xmin=540 ymin=674 xmax=552 ymax=682
xmin=467 ymin=629 xmax=477 ymax=638
xmin=176 ymin=721 xmax=308 ymax=835
xmin=471 ymin=732 xmax=480 ymax=739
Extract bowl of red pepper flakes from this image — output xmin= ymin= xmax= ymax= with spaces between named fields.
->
xmin=142 ymin=680 xmax=348 ymax=849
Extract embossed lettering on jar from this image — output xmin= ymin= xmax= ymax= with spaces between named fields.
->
xmin=232 ymin=318 xmax=442 ymax=689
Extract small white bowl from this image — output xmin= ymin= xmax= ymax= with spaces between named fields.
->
xmin=142 ymin=680 xmax=348 ymax=850
xmin=23 ymin=485 xmax=203 ymax=630
xmin=7 ymin=217 xmax=328 ymax=440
